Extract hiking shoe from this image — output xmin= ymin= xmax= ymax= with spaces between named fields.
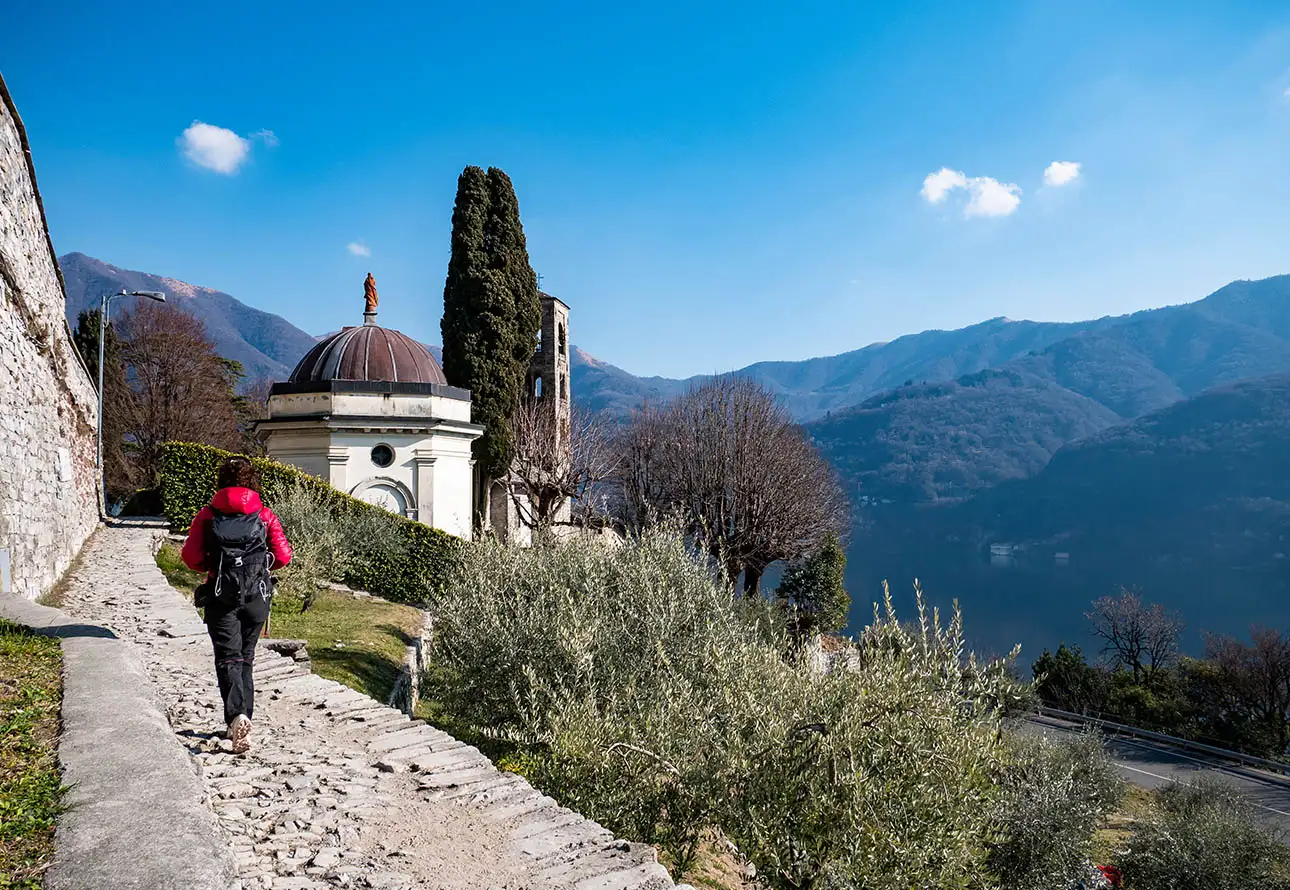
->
xmin=228 ymin=714 xmax=252 ymax=754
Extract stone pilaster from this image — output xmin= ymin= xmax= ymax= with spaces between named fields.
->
xmin=411 ymin=449 xmax=436 ymax=526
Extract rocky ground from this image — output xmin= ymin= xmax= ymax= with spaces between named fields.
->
xmin=55 ymin=526 xmax=673 ymax=890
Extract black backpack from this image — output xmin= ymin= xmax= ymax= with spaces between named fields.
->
xmin=205 ymin=509 xmax=274 ymax=605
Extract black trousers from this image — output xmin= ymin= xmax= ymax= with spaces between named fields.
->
xmin=205 ymin=594 xmax=270 ymax=725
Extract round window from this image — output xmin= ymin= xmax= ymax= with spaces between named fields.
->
xmin=370 ymin=444 xmax=395 ymax=468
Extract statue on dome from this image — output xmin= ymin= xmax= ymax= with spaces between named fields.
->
xmin=364 ymin=273 xmax=379 ymax=314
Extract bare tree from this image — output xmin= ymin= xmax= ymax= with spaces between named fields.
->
xmin=236 ymin=373 xmax=276 ymax=455
xmin=1085 ymin=590 xmax=1183 ymax=686
xmin=1205 ymin=628 xmax=1290 ymax=756
xmin=507 ymin=400 xmax=619 ymax=531
xmin=612 ymin=399 xmax=674 ymax=534
xmin=113 ymin=302 xmax=244 ymax=487
xmin=613 ymin=377 xmax=848 ymax=594
xmin=240 ymin=373 xmax=275 ymax=416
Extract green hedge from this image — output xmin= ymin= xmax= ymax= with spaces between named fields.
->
xmin=160 ymin=441 xmax=461 ymax=603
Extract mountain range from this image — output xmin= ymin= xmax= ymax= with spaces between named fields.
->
xmin=805 ymin=275 xmax=1290 ymax=505
xmin=860 ymin=371 xmax=1290 ymax=658
xmin=60 ymin=253 xmax=319 ymax=382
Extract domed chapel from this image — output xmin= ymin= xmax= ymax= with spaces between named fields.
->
xmin=256 ymin=276 xmax=484 ymax=538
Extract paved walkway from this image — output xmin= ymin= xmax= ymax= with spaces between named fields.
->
xmin=43 ymin=525 xmax=674 ymax=890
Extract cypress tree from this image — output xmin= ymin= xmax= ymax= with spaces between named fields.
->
xmin=440 ymin=165 xmax=541 ymax=528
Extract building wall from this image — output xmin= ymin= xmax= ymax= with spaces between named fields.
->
xmin=0 ymin=77 xmax=100 ymax=598
xmin=270 ymin=390 xmax=472 ymax=423
xmin=262 ymin=401 xmax=479 ymax=540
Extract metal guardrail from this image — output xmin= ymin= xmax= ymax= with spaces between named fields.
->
xmin=1034 ymin=705 xmax=1290 ymax=781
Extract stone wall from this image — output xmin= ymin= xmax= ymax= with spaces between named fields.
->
xmin=0 ymin=74 xmax=100 ymax=598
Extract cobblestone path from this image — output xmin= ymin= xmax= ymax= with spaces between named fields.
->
xmin=58 ymin=526 xmax=673 ymax=890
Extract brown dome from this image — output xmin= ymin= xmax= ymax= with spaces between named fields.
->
xmin=289 ymin=324 xmax=447 ymax=385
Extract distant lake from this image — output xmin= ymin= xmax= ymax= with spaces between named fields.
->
xmin=842 ymin=527 xmax=1290 ymax=667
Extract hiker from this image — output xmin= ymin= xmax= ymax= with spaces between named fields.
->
xmin=180 ymin=456 xmax=292 ymax=754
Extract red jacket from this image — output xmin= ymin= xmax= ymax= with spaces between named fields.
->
xmin=181 ymin=487 xmax=292 ymax=575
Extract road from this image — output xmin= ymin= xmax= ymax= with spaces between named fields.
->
xmin=1025 ymin=714 xmax=1290 ymax=832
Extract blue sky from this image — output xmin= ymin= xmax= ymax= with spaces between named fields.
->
xmin=5 ymin=1 xmax=1290 ymax=377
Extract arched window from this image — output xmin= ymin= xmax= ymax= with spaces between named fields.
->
xmin=533 ymin=374 xmax=543 ymax=399
xmin=558 ymin=323 xmax=567 ymax=355
xmin=536 ymin=328 xmax=543 ymax=353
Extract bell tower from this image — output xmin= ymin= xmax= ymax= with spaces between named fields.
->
xmin=492 ymin=292 xmax=572 ymax=542
xmin=526 ymin=292 xmax=571 ymax=436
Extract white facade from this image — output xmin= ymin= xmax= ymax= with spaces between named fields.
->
xmin=259 ymin=385 xmax=483 ymax=539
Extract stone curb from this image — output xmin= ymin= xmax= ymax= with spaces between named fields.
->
xmin=0 ymin=592 xmax=238 ymax=890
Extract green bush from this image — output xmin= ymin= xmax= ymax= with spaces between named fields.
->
xmin=269 ymin=481 xmax=353 ymax=609
xmin=160 ymin=441 xmax=460 ymax=602
xmin=729 ymin=587 xmax=1031 ymax=890
xmin=1117 ymin=778 xmax=1289 ymax=890
xmin=776 ymin=532 xmax=850 ymax=636
xmin=427 ymin=529 xmax=1031 ymax=887
xmin=1032 ymin=644 xmax=1106 ymax=714
xmin=988 ymin=731 xmax=1123 ymax=890
xmin=1102 ymin=668 xmax=1192 ymax=734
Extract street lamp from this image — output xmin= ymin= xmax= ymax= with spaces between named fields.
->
xmin=97 ymin=288 xmax=166 ymax=515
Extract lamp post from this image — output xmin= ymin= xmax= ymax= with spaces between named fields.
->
xmin=97 ymin=289 xmax=166 ymax=515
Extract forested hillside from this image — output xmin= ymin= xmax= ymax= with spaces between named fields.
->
xmin=965 ymin=371 xmax=1290 ymax=558
xmin=60 ymin=253 xmax=319 ymax=381
xmin=807 ymin=275 xmax=1290 ymax=504
xmin=806 ymin=369 xmax=1120 ymax=502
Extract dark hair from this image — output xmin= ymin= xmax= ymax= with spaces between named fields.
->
xmin=216 ymin=456 xmax=261 ymax=493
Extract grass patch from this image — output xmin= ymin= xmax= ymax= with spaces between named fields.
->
xmin=155 ymin=540 xmax=203 ymax=600
xmin=156 ymin=541 xmax=424 ymax=704
xmin=661 ymin=833 xmax=749 ymax=889
xmin=0 ymin=620 xmax=64 ymax=889
xmin=156 ymin=536 xmax=420 ymax=701
xmin=267 ymin=591 xmax=423 ymax=704
xmin=1091 ymin=783 xmax=1152 ymax=865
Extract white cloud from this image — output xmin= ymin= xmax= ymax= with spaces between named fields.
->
xmin=964 ymin=177 xmax=1022 ymax=217
xmin=178 ymin=122 xmax=277 ymax=174
xmin=1043 ymin=160 xmax=1081 ymax=187
xmin=921 ymin=167 xmax=968 ymax=203
xmin=178 ymin=122 xmax=251 ymax=174
xmin=346 ymin=241 xmax=371 ymax=257
xmin=921 ymin=167 xmax=1022 ymax=218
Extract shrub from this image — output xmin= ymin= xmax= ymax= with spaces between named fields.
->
xmin=988 ymin=731 xmax=1123 ymax=890
xmin=270 ymin=481 xmax=351 ymax=610
xmin=731 ymin=588 xmax=1029 ymax=890
xmin=1032 ymin=644 xmax=1106 ymax=714
xmin=428 ymin=529 xmax=1030 ymax=887
xmin=160 ymin=441 xmax=458 ymax=602
xmin=1102 ymin=668 xmax=1192 ymax=734
xmin=1117 ymin=778 xmax=1289 ymax=890
xmin=776 ymin=532 xmax=850 ymax=636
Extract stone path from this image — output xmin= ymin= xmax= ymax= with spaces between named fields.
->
xmin=54 ymin=525 xmax=674 ymax=890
